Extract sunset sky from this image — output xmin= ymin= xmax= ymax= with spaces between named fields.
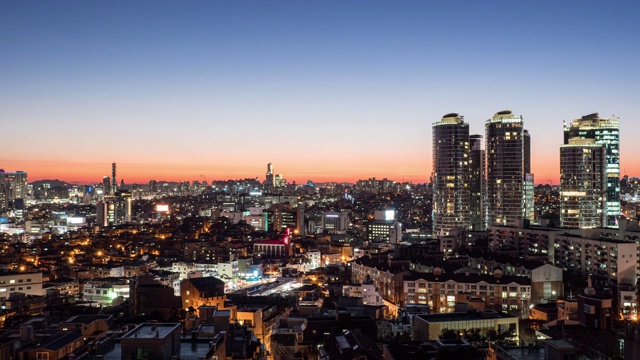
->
xmin=1 ymin=1 xmax=639 ymax=185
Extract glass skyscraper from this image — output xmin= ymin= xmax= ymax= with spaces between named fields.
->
xmin=563 ymin=113 xmax=620 ymax=227
xmin=432 ymin=113 xmax=470 ymax=235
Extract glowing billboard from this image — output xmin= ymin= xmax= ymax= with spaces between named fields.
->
xmin=156 ymin=204 xmax=170 ymax=212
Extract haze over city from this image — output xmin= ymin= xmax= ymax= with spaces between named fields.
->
xmin=2 ymin=0 xmax=639 ymax=183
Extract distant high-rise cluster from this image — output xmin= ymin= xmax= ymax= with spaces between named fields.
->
xmin=265 ymin=163 xmax=274 ymax=188
xmin=0 ymin=170 xmax=28 ymax=212
xmin=264 ymin=163 xmax=286 ymax=189
xmin=432 ymin=110 xmax=533 ymax=233
xmin=96 ymin=162 xmax=132 ymax=227
xmin=432 ymin=110 xmax=621 ymax=233
xmin=432 ymin=110 xmax=534 ymax=233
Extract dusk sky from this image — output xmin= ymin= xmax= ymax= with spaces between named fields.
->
xmin=2 ymin=1 xmax=639 ymax=184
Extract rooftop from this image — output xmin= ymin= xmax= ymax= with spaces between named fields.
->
xmin=404 ymin=271 xmax=531 ymax=286
xmin=105 ymin=341 xmax=210 ymax=359
xmin=41 ymin=332 xmax=83 ymax=351
xmin=64 ymin=314 xmax=112 ymax=324
xmin=186 ymin=276 xmax=225 ymax=292
xmin=544 ymin=339 xmax=576 ymax=351
xmin=416 ymin=310 xmax=517 ymax=323
xmin=122 ymin=323 xmax=181 ymax=339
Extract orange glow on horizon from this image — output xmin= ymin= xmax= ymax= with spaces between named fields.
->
xmin=5 ymin=157 xmax=639 ymax=186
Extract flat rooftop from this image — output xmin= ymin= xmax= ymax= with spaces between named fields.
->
xmin=544 ymin=339 xmax=576 ymax=351
xmin=104 ymin=342 xmax=210 ymax=359
xmin=64 ymin=314 xmax=112 ymax=324
xmin=505 ymin=347 xmax=545 ymax=360
xmin=122 ymin=323 xmax=180 ymax=339
xmin=417 ymin=311 xmax=517 ymax=323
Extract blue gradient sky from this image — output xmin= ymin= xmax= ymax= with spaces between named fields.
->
xmin=1 ymin=1 xmax=639 ymax=184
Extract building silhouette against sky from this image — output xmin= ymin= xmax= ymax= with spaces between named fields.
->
xmin=432 ymin=113 xmax=470 ymax=235
xmin=563 ymin=113 xmax=620 ymax=227
xmin=265 ymin=163 xmax=274 ymax=189
xmin=485 ymin=110 xmax=533 ymax=227
xmin=111 ymin=162 xmax=117 ymax=195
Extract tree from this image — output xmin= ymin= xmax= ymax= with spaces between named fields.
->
xmin=485 ymin=329 xmax=498 ymax=340
xmin=168 ymin=307 xmax=180 ymax=322
xmin=440 ymin=328 xmax=457 ymax=340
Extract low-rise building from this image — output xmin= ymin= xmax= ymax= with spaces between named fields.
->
xmin=120 ymin=323 xmax=181 ymax=360
xmin=44 ymin=277 xmax=80 ymax=297
xmin=253 ymin=240 xmax=291 ymax=258
xmin=412 ymin=310 xmax=519 ymax=341
xmin=81 ymin=278 xmax=130 ymax=307
xmin=180 ymin=277 xmax=225 ymax=310
xmin=403 ymin=269 xmax=531 ymax=317
xmin=22 ymin=332 xmax=85 ymax=360
xmin=58 ymin=314 xmax=112 ymax=340
xmin=342 ymin=279 xmax=384 ymax=306
xmin=578 ymin=286 xmax=613 ymax=330
xmin=130 ymin=283 xmax=182 ymax=321
xmin=554 ymin=233 xmax=636 ymax=287
xmin=236 ymin=305 xmax=283 ymax=355
xmin=0 ymin=271 xmax=43 ymax=300
xmin=320 ymin=329 xmax=383 ymax=360
xmin=351 ymin=255 xmax=409 ymax=304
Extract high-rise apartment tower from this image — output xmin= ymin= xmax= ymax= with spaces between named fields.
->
xmin=485 ymin=110 xmax=533 ymax=226
xmin=563 ymin=113 xmax=620 ymax=227
xmin=432 ymin=113 xmax=470 ymax=235
xmin=560 ymin=138 xmax=606 ymax=228
xmin=469 ymin=134 xmax=486 ymax=230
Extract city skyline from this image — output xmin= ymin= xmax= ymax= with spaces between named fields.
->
xmin=2 ymin=1 xmax=639 ymax=184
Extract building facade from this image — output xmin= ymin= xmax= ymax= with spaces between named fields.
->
xmin=121 ymin=323 xmax=182 ymax=360
xmin=180 ymin=277 xmax=226 ymax=310
xmin=321 ymin=211 xmax=349 ymax=233
xmin=432 ymin=113 xmax=470 ymax=235
xmin=0 ymin=170 xmax=27 ymax=211
xmin=553 ymin=233 xmax=636 ymax=287
xmin=403 ymin=271 xmax=531 ymax=317
xmin=469 ymin=134 xmax=486 ymax=231
xmin=82 ymin=278 xmax=130 ymax=307
xmin=560 ymin=138 xmax=606 ymax=228
xmin=412 ymin=311 xmax=519 ymax=341
xmin=564 ymin=113 xmax=620 ymax=227
xmin=351 ymin=255 xmax=408 ymax=304
xmin=485 ymin=110 xmax=532 ymax=226
xmin=0 ymin=271 xmax=43 ymax=299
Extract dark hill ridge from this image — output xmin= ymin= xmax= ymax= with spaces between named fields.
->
xmin=30 ymin=179 xmax=72 ymax=188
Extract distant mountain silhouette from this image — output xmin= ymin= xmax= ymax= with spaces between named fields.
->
xmin=30 ymin=179 xmax=72 ymax=188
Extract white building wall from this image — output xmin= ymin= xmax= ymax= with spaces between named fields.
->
xmin=0 ymin=272 xmax=44 ymax=299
